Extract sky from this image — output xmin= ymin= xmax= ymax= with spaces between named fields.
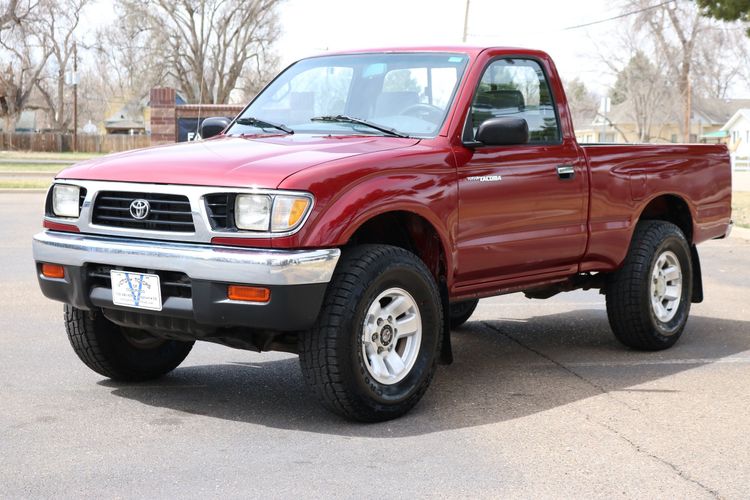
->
xmin=275 ymin=0 xmax=617 ymax=92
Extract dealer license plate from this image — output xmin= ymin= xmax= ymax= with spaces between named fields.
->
xmin=110 ymin=270 xmax=162 ymax=311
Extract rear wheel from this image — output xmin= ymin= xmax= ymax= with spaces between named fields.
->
xmin=64 ymin=305 xmax=194 ymax=381
xmin=449 ymin=299 xmax=479 ymax=328
xmin=605 ymin=221 xmax=693 ymax=350
xmin=299 ymin=245 xmax=442 ymax=422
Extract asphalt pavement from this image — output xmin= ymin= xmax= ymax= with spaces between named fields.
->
xmin=2 ymin=191 xmax=749 ymax=498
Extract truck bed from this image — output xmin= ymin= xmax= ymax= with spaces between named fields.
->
xmin=579 ymin=143 xmax=732 ymax=272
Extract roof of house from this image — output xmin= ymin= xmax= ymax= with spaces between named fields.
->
xmin=589 ymin=98 xmax=750 ymax=129
xmin=721 ymin=109 xmax=750 ymax=131
xmin=105 ymin=90 xmax=189 ymax=131
xmin=104 ymin=119 xmax=145 ymax=130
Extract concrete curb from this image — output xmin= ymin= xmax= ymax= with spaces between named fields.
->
xmin=0 ymin=188 xmax=47 ymax=194
xmin=0 ymin=159 xmax=74 ymax=165
xmin=0 ymin=171 xmax=57 ymax=178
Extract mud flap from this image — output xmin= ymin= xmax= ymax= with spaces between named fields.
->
xmin=438 ymin=279 xmax=453 ymax=364
xmin=691 ymin=245 xmax=703 ymax=303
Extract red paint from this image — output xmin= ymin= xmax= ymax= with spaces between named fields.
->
xmin=43 ymin=219 xmax=80 ymax=233
xmin=59 ymin=135 xmax=418 ymax=188
xmin=56 ymin=46 xmax=732 ymax=299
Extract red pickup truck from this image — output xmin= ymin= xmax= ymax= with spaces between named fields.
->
xmin=33 ymin=47 xmax=732 ymax=421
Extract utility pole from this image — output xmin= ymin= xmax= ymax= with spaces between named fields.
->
xmin=600 ymin=96 xmax=610 ymax=143
xmin=462 ymin=0 xmax=470 ymax=43
xmin=72 ymin=40 xmax=78 ymax=152
xmin=684 ymin=78 xmax=692 ymax=143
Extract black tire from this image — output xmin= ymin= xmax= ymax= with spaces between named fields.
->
xmin=64 ymin=305 xmax=194 ymax=381
xmin=605 ymin=221 xmax=693 ymax=350
xmin=449 ymin=299 xmax=479 ymax=328
xmin=299 ymin=245 xmax=443 ymax=422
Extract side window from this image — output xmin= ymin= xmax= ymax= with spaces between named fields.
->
xmin=469 ymin=58 xmax=560 ymax=143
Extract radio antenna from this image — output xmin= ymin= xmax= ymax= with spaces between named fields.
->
xmin=195 ymin=72 xmax=204 ymax=140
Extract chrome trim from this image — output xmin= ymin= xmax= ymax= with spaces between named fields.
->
xmin=44 ymin=179 xmax=314 ymax=243
xmin=32 ymin=231 xmax=341 ymax=286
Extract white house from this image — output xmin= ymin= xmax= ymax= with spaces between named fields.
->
xmin=721 ymin=109 xmax=750 ymax=170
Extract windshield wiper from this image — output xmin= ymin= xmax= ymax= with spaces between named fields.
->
xmin=235 ymin=117 xmax=294 ymax=134
xmin=310 ymin=115 xmax=409 ymax=138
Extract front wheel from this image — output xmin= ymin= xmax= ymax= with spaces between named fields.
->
xmin=299 ymin=245 xmax=443 ymax=422
xmin=449 ymin=299 xmax=479 ymax=328
xmin=64 ymin=305 xmax=194 ymax=381
xmin=605 ymin=221 xmax=693 ymax=350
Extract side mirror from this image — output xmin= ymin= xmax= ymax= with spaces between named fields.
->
xmin=200 ymin=117 xmax=231 ymax=139
xmin=475 ymin=117 xmax=529 ymax=146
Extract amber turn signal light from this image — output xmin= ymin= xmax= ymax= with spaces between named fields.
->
xmin=41 ymin=263 xmax=65 ymax=279
xmin=227 ymin=285 xmax=270 ymax=303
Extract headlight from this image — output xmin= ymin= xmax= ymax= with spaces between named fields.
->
xmin=235 ymin=194 xmax=271 ymax=231
xmin=52 ymin=184 xmax=80 ymax=218
xmin=233 ymin=193 xmax=312 ymax=233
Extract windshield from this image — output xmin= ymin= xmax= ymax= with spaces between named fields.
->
xmin=228 ymin=52 xmax=469 ymax=138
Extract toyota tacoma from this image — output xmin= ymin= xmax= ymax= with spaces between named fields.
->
xmin=32 ymin=47 xmax=733 ymax=421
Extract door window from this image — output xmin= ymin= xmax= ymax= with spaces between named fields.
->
xmin=467 ymin=58 xmax=560 ymax=143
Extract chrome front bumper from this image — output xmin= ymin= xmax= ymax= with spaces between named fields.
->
xmin=32 ymin=231 xmax=341 ymax=286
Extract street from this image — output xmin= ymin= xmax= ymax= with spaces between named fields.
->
xmin=2 ymin=191 xmax=749 ymax=498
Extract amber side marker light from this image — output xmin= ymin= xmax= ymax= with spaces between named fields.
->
xmin=227 ymin=285 xmax=271 ymax=303
xmin=41 ymin=263 xmax=65 ymax=279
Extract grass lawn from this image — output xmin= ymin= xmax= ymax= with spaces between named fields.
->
xmin=0 ymin=151 xmax=103 ymax=161
xmin=0 ymin=179 xmax=52 ymax=189
xmin=733 ymin=192 xmax=750 ymax=228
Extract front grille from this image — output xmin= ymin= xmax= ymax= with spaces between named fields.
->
xmin=92 ymin=191 xmax=195 ymax=232
xmin=87 ymin=264 xmax=192 ymax=299
xmin=205 ymin=193 xmax=236 ymax=231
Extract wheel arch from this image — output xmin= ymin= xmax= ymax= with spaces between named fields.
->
xmin=343 ymin=208 xmax=453 ymax=287
xmin=636 ymin=193 xmax=694 ymax=244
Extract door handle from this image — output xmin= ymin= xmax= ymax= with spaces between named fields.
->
xmin=556 ymin=165 xmax=575 ymax=180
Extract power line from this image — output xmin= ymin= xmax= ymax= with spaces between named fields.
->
xmin=562 ymin=0 xmax=674 ymax=31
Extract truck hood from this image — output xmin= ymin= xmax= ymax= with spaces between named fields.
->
xmin=58 ymin=134 xmax=420 ymax=188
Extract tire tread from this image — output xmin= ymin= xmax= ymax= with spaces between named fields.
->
xmin=299 ymin=245 xmax=442 ymax=421
xmin=606 ymin=221 xmax=691 ymax=350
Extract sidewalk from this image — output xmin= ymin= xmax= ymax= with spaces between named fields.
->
xmin=733 ymin=171 xmax=750 ymax=192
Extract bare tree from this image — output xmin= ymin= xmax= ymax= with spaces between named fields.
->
xmin=32 ymin=0 xmax=89 ymax=132
xmin=595 ymin=0 xmax=748 ymax=142
xmin=564 ymin=78 xmax=599 ymax=131
xmin=692 ymin=26 xmax=749 ymax=99
xmin=629 ymin=0 xmax=707 ymax=141
xmin=232 ymin=50 xmax=279 ymax=103
xmin=0 ymin=3 xmax=50 ymax=131
xmin=91 ymin=6 xmax=168 ymax=102
xmin=611 ymin=51 xmax=675 ymax=142
xmin=117 ymin=0 xmax=281 ymax=104
xmin=0 ymin=0 xmax=34 ymax=35
xmin=592 ymin=20 xmax=679 ymax=143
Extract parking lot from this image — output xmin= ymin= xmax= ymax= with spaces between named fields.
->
xmin=2 ymin=191 xmax=750 ymax=498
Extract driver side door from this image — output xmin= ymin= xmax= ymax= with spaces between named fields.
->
xmin=454 ymin=57 xmax=588 ymax=292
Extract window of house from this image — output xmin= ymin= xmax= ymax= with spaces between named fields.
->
xmin=466 ymin=58 xmax=560 ymax=143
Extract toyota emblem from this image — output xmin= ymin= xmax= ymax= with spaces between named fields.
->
xmin=129 ymin=199 xmax=151 ymax=220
